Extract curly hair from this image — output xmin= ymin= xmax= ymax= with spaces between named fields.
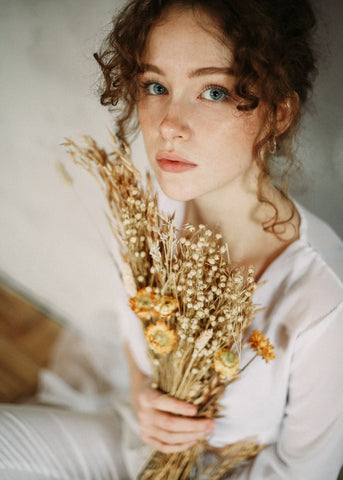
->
xmin=94 ymin=0 xmax=317 ymax=235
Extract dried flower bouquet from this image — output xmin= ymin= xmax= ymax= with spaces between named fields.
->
xmin=65 ymin=134 xmax=275 ymax=480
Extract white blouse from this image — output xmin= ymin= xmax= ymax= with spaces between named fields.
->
xmin=121 ymin=203 xmax=343 ymax=479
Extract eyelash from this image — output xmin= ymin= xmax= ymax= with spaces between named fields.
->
xmin=139 ymin=80 xmax=167 ymax=95
xmin=139 ymin=79 xmax=231 ymax=103
xmin=200 ymin=84 xmax=231 ymax=102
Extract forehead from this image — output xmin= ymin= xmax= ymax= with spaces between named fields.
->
xmin=141 ymin=5 xmax=233 ymax=68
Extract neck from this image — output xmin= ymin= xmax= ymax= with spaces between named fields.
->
xmin=182 ymin=174 xmax=299 ymax=279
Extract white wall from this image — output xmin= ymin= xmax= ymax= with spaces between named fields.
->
xmin=0 ymin=0 xmax=342 ymax=343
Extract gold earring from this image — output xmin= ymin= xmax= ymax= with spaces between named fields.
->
xmin=269 ymin=137 xmax=277 ymax=154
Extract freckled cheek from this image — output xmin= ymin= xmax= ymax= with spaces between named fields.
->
xmin=138 ymin=103 xmax=148 ymax=130
xmin=227 ymin=116 xmax=261 ymax=149
xmin=138 ymin=107 xmax=159 ymax=167
xmin=241 ymin=109 xmax=264 ymax=138
xmin=138 ymin=115 xmax=155 ymax=158
xmin=138 ymin=103 xmax=161 ymax=137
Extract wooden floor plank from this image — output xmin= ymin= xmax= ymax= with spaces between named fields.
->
xmin=0 ymin=283 xmax=63 ymax=403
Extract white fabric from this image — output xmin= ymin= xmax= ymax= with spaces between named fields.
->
xmin=122 ymin=203 xmax=343 ymax=479
xmin=1 ymin=203 xmax=342 ymax=479
xmin=0 ymin=405 xmax=123 ymax=480
xmin=0 ymin=331 xmax=151 ymax=479
xmin=0 ymin=403 xmax=150 ymax=480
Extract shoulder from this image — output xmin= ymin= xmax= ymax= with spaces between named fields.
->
xmin=255 ymin=204 xmax=343 ymax=337
xmin=299 ymin=204 xmax=343 ymax=282
xmin=291 ymin=205 xmax=343 ymax=305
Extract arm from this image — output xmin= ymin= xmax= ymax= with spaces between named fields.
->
xmin=124 ymin=342 xmax=215 ymax=453
xmin=234 ymin=302 xmax=343 ymax=480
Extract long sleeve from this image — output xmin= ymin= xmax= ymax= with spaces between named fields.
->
xmin=234 ymin=301 xmax=343 ymax=480
xmin=116 ymin=203 xmax=343 ymax=479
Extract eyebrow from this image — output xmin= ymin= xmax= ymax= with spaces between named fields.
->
xmin=189 ymin=66 xmax=235 ymax=77
xmin=141 ymin=64 xmax=235 ymax=77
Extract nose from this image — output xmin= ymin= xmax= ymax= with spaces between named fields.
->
xmin=159 ymin=101 xmax=191 ymax=142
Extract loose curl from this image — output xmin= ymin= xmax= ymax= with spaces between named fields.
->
xmin=94 ymin=0 xmax=317 ymax=236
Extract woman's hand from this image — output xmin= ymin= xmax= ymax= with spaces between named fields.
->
xmin=124 ymin=343 xmax=215 ymax=453
xmin=134 ymin=382 xmax=215 ymax=453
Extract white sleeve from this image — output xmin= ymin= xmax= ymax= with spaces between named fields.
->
xmin=234 ymin=301 xmax=343 ymax=480
xmin=118 ymin=295 xmax=152 ymax=377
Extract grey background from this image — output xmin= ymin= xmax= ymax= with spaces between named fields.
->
xmin=0 ymin=0 xmax=342 ymax=340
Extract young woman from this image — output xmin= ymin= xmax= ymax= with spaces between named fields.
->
xmin=0 ymin=1 xmax=342 ymax=479
xmin=94 ymin=0 xmax=343 ymax=478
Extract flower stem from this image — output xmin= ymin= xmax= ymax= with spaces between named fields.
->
xmin=239 ymin=353 xmax=257 ymax=374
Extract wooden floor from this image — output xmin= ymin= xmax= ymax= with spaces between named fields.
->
xmin=0 ymin=283 xmax=63 ymax=403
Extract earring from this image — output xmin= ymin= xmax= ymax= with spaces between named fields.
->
xmin=269 ymin=136 xmax=277 ymax=154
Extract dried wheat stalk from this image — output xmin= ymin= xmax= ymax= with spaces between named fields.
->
xmin=64 ymin=134 xmax=275 ymax=480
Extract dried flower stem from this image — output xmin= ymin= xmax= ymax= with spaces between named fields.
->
xmin=65 ymin=134 xmax=274 ymax=480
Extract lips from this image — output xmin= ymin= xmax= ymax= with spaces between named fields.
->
xmin=156 ymin=152 xmax=197 ymax=173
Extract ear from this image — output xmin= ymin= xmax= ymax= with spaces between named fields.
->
xmin=276 ymin=93 xmax=299 ymax=136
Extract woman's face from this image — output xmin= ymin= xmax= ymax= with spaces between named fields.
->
xmin=138 ymin=6 xmax=264 ymax=202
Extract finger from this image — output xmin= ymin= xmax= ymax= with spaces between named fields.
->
xmin=139 ymin=409 xmax=214 ymax=435
xmin=149 ymin=392 xmax=198 ymax=417
xmin=141 ymin=422 xmax=209 ymax=445
xmin=142 ymin=434 xmax=198 ymax=454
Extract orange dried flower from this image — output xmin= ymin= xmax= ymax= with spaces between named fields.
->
xmin=145 ymin=321 xmax=177 ymax=355
xmin=129 ymin=287 xmax=158 ymax=320
xmin=214 ymin=349 xmax=240 ymax=380
xmin=153 ymin=295 xmax=179 ymax=318
xmin=249 ymin=330 xmax=276 ymax=363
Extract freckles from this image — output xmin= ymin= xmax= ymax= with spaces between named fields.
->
xmin=138 ymin=101 xmax=158 ymax=126
xmin=137 ymin=105 xmax=145 ymax=125
xmin=138 ymin=111 xmax=152 ymax=136
xmin=138 ymin=99 xmax=148 ymax=115
xmin=246 ymin=108 xmax=264 ymax=134
xmin=233 ymin=115 xmax=260 ymax=142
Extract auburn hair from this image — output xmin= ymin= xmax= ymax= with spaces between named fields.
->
xmin=94 ymin=0 xmax=317 ymax=235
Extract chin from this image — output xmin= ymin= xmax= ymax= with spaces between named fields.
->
xmin=159 ymin=182 xmax=196 ymax=202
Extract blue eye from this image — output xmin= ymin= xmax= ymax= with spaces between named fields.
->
xmin=144 ymin=82 xmax=168 ymax=95
xmin=201 ymin=87 xmax=228 ymax=101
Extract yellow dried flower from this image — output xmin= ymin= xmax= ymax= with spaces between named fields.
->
xmin=153 ymin=295 xmax=179 ymax=318
xmin=145 ymin=321 xmax=177 ymax=354
xmin=249 ymin=330 xmax=276 ymax=363
xmin=129 ymin=287 xmax=158 ymax=320
xmin=66 ymin=134 xmax=266 ymax=480
xmin=214 ymin=349 xmax=240 ymax=380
